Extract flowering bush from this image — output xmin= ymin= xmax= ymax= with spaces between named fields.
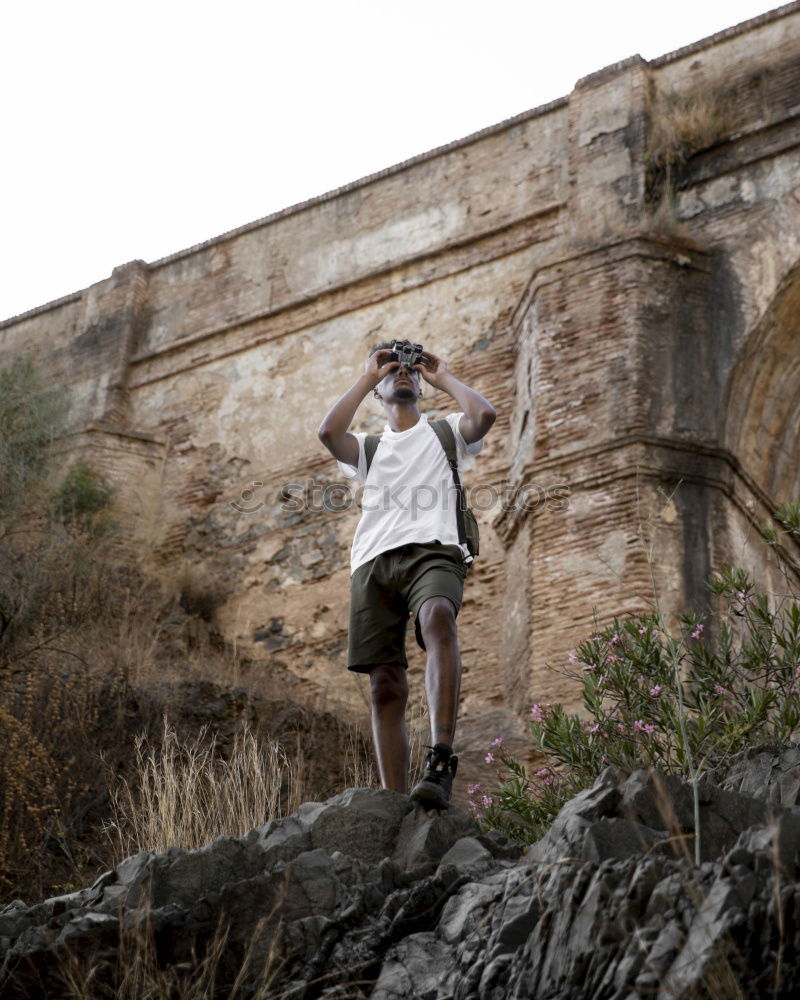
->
xmin=468 ymin=741 xmax=584 ymax=844
xmin=472 ymin=502 xmax=800 ymax=845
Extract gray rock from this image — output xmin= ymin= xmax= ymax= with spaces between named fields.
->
xmin=308 ymin=787 xmax=413 ymax=863
xmin=393 ymin=805 xmax=480 ymax=870
xmin=658 ymin=879 xmax=743 ymax=999
xmin=436 ymin=835 xmax=494 ymax=877
xmin=718 ymin=744 xmax=800 ymax=806
xmin=728 ymin=810 xmax=800 ymax=875
xmin=525 ymin=765 xmax=624 ymax=863
xmin=4 ymin=765 xmax=800 ymax=999
xmin=581 ymin=816 xmax=666 ymax=861
xmin=438 ymin=876 xmax=507 ymax=945
xmin=371 ymin=932 xmax=453 ymax=1000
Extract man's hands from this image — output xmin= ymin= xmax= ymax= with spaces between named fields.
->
xmin=364 ymin=349 xmax=400 ymax=388
xmin=318 ymin=344 xmax=494 ymax=454
xmin=412 ymin=350 xmax=450 ymax=390
xmin=364 ymin=347 xmax=452 ymax=391
xmin=414 ymin=348 xmax=496 ymax=443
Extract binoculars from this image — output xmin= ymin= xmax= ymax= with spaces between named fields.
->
xmin=389 ymin=339 xmax=424 ymax=368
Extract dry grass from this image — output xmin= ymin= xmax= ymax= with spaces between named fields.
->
xmin=0 ymin=645 xmax=131 ymax=897
xmin=175 ymin=562 xmax=230 ymax=624
xmin=641 ymin=194 xmax=693 ymax=242
xmin=408 ymin=692 xmax=431 ymax=790
xmin=57 ymin=907 xmax=286 ymax=1000
xmin=644 ymin=83 xmax=733 ymax=233
xmin=0 ymin=355 xmax=378 ymax=903
xmin=647 ymin=88 xmax=731 ymax=176
xmin=344 ymin=723 xmax=377 ymax=789
xmin=0 ymin=537 xmax=372 ymax=899
xmin=103 ymin=718 xmax=298 ymax=859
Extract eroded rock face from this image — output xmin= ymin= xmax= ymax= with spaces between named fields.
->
xmin=3 ymin=759 xmax=800 ymax=999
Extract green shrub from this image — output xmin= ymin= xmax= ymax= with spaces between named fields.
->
xmin=52 ymin=463 xmax=115 ymax=530
xmin=0 ymin=355 xmax=67 ymax=530
xmin=472 ymin=510 xmax=800 ymax=847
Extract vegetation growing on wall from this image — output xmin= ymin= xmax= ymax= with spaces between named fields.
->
xmin=645 ymin=82 xmax=733 ymax=224
xmin=0 ymin=354 xmax=373 ymax=902
xmin=0 ymin=355 xmax=67 ymax=532
xmin=52 ymin=462 xmax=115 ymax=533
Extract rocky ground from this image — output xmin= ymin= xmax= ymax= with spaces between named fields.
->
xmin=3 ymin=746 xmax=800 ymax=998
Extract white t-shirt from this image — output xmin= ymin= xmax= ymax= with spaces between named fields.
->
xmin=337 ymin=411 xmax=484 ymax=575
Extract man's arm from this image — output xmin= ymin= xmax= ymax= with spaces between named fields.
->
xmin=317 ymin=349 xmax=398 ymax=465
xmin=413 ymin=351 xmax=496 ymax=444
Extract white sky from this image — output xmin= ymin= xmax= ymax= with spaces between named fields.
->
xmin=0 ymin=0 xmax=780 ymax=322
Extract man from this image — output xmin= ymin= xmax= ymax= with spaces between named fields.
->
xmin=317 ymin=341 xmax=495 ymax=808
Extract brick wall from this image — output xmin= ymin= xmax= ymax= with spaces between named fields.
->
xmin=2 ymin=3 xmax=800 ymax=772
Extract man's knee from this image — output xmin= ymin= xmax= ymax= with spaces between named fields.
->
xmin=369 ymin=663 xmax=409 ymax=708
xmin=417 ymin=596 xmax=457 ymax=644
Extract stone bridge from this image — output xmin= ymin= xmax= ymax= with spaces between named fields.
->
xmin=2 ymin=3 xmax=799 ymax=757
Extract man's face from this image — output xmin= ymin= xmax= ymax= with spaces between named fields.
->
xmin=376 ymin=362 xmax=421 ymax=402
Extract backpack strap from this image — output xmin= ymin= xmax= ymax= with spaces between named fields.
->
xmin=429 ymin=418 xmax=458 ymax=467
xmin=364 ymin=434 xmax=382 ymax=476
xmin=429 ymin=419 xmax=469 ymax=551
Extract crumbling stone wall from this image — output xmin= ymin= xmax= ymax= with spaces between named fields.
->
xmin=2 ymin=4 xmax=800 ymax=768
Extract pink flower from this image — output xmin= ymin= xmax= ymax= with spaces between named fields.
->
xmin=609 ymin=633 xmax=620 ymax=646
xmin=589 ymin=723 xmax=601 ymax=734
xmin=638 ymin=626 xmax=648 ymax=635
xmin=650 ymin=685 xmax=662 ymax=697
xmin=691 ymin=623 xmax=704 ymax=639
xmin=568 ymin=652 xmax=577 ymax=664
xmin=484 ymin=752 xmax=494 ymax=764
xmin=543 ymin=775 xmax=555 ymax=787
xmin=481 ymin=794 xmax=493 ymax=808
xmin=583 ymin=662 xmax=597 ymax=671
xmin=490 ymin=737 xmax=504 ymax=748
xmin=467 ymin=782 xmax=480 ymax=796
xmin=592 ymin=635 xmax=602 ymax=641
xmin=607 ymin=654 xmax=621 ymax=663
xmin=633 ymin=720 xmax=655 ymax=734
xmin=535 ymin=767 xmax=549 ymax=777
xmin=530 ymin=704 xmax=545 ymax=721
xmin=714 ymin=684 xmax=726 ymax=695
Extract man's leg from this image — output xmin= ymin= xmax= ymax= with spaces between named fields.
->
xmin=416 ymin=596 xmax=461 ymax=747
xmin=369 ymin=663 xmax=410 ymax=793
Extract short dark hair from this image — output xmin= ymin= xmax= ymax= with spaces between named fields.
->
xmin=369 ymin=340 xmax=395 ymax=357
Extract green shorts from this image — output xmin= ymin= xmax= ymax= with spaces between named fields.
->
xmin=347 ymin=541 xmax=467 ymax=673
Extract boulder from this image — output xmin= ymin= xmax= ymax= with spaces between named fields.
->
xmin=3 ymin=756 xmax=800 ymax=999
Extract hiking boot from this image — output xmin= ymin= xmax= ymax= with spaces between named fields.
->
xmin=410 ymin=743 xmax=458 ymax=810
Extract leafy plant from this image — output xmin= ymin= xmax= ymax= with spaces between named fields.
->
xmin=0 ymin=354 xmax=67 ymax=531
xmin=52 ymin=462 xmax=115 ymax=530
xmin=473 ymin=561 xmax=800 ymax=847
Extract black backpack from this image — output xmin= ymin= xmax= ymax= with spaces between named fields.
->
xmin=363 ymin=418 xmax=479 ymax=564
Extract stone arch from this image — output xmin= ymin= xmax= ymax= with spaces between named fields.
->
xmin=725 ymin=255 xmax=800 ymax=505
